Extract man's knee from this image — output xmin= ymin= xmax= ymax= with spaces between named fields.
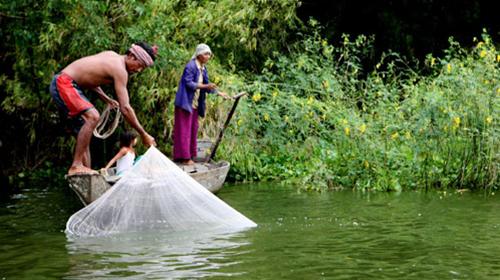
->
xmin=82 ymin=109 xmax=100 ymax=126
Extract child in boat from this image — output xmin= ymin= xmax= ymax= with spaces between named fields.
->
xmin=103 ymin=131 xmax=137 ymax=175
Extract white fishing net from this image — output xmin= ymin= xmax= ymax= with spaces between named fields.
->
xmin=65 ymin=147 xmax=256 ymax=237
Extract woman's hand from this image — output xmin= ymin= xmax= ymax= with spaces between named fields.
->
xmin=217 ymin=91 xmax=231 ymax=100
xmin=202 ymin=83 xmax=217 ymax=90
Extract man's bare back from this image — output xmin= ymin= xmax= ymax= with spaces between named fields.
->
xmin=50 ymin=42 xmax=158 ymax=175
xmin=62 ymin=51 xmax=127 ymax=89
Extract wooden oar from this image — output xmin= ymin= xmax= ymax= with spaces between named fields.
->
xmin=205 ymin=92 xmax=247 ymax=163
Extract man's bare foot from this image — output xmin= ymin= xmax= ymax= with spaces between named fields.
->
xmin=68 ymin=165 xmax=99 ymax=175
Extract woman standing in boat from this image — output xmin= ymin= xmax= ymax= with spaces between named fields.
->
xmin=173 ymin=44 xmax=229 ymax=165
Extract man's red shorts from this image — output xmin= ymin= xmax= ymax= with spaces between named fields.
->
xmin=50 ymin=72 xmax=93 ymax=117
xmin=50 ymin=72 xmax=94 ymax=134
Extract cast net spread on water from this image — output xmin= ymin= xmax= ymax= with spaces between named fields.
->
xmin=65 ymin=147 xmax=256 ymax=238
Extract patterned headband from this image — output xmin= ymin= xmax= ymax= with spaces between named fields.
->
xmin=129 ymin=44 xmax=154 ymax=67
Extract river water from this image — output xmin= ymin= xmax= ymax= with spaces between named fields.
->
xmin=1 ymin=182 xmax=500 ymax=279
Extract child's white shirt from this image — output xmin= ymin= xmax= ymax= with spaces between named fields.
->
xmin=116 ymin=151 xmax=135 ymax=174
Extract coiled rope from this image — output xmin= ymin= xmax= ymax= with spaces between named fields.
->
xmin=93 ymin=105 xmax=121 ymax=139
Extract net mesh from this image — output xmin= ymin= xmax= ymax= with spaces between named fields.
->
xmin=65 ymin=147 xmax=256 ymax=237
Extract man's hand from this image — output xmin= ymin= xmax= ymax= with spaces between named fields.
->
xmin=107 ymin=98 xmax=119 ymax=109
xmin=141 ymin=132 xmax=156 ymax=147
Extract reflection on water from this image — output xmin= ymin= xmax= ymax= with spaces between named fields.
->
xmin=65 ymin=229 xmax=253 ymax=279
xmin=2 ymin=183 xmax=500 ymax=279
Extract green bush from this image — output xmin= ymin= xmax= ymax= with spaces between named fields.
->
xmin=220 ymin=29 xmax=499 ymax=191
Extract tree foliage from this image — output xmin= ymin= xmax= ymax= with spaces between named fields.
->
xmin=0 ymin=0 xmax=299 ymax=173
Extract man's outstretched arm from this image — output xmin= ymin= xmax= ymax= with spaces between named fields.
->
xmin=114 ymin=72 xmax=156 ymax=147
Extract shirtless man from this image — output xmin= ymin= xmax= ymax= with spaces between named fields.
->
xmin=50 ymin=42 xmax=157 ymax=175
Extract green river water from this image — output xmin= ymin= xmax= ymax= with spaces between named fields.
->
xmin=1 ymin=182 xmax=500 ymax=279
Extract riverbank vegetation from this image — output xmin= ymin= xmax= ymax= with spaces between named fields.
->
xmin=1 ymin=0 xmax=498 ymax=191
xmin=221 ymin=27 xmax=499 ymax=191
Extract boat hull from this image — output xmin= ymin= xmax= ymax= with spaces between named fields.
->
xmin=66 ymin=161 xmax=230 ymax=205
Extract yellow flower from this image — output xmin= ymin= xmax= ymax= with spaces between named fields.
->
xmin=359 ymin=123 xmax=367 ymax=134
xmin=307 ymin=96 xmax=314 ymax=105
xmin=263 ymin=113 xmax=270 ymax=121
xmin=486 ymin=116 xmax=493 ymax=124
xmin=322 ymin=40 xmax=328 ymax=47
xmin=272 ymin=90 xmax=279 ymax=98
xmin=391 ymin=132 xmax=399 ymax=140
xmin=405 ymin=131 xmax=411 ymax=139
xmin=453 ymin=116 xmax=461 ymax=128
xmin=484 ymin=80 xmax=490 ymax=84
xmin=252 ymin=92 xmax=262 ymax=102
xmin=430 ymin=57 xmax=436 ymax=67
xmin=497 ymin=88 xmax=500 ymax=94
xmin=497 ymin=54 xmax=500 ymax=63
xmin=447 ymin=64 xmax=452 ymax=73
xmin=284 ymin=115 xmax=289 ymax=122
xmin=363 ymin=160 xmax=370 ymax=169
xmin=237 ymin=119 xmax=243 ymax=126
xmin=480 ymin=50 xmax=487 ymax=58
xmin=344 ymin=127 xmax=350 ymax=136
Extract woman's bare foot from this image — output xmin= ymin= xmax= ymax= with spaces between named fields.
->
xmin=182 ymin=159 xmax=195 ymax=165
xmin=68 ymin=165 xmax=99 ymax=175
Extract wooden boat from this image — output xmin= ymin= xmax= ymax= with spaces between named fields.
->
xmin=66 ymin=160 xmax=230 ymax=206
xmin=66 ymin=93 xmax=246 ymax=206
